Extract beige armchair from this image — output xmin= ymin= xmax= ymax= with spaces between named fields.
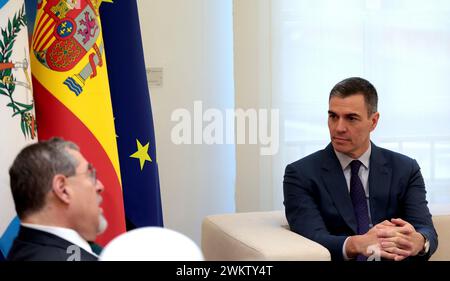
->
xmin=201 ymin=210 xmax=450 ymax=261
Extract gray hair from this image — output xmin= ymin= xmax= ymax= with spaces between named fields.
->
xmin=9 ymin=137 xmax=79 ymax=219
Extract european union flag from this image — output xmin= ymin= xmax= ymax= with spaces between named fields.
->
xmin=100 ymin=0 xmax=163 ymax=229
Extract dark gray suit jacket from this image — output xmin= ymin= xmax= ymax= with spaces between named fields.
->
xmin=7 ymin=226 xmax=97 ymax=261
xmin=283 ymin=142 xmax=438 ymax=261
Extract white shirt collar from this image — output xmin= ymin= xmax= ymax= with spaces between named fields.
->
xmin=334 ymin=144 xmax=371 ymax=171
xmin=21 ymin=223 xmax=97 ymax=256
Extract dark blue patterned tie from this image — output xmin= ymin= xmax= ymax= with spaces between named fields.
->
xmin=350 ymin=160 xmax=370 ymax=261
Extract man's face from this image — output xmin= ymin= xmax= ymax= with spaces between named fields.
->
xmin=328 ymin=94 xmax=379 ymax=159
xmin=66 ymin=149 xmax=106 ymax=241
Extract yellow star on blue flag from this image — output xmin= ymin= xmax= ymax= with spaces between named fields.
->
xmin=130 ymin=139 xmax=152 ymax=170
xmin=102 ymin=0 xmax=163 ymax=228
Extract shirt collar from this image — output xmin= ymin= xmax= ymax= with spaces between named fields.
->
xmin=334 ymin=144 xmax=371 ymax=171
xmin=21 ymin=223 xmax=97 ymax=256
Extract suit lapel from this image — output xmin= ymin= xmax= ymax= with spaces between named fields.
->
xmin=321 ymin=144 xmax=358 ymax=233
xmin=368 ymin=143 xmax=392 ymax=225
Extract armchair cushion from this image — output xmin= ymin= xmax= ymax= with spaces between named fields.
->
xmin=201 ymin=210 xmax=330 ymax=261
xmin=202 ymin=210 xmax=450 ymax=261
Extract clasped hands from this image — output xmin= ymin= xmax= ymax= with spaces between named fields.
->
xmin=346 ymin=218 xmax=425 ymax=261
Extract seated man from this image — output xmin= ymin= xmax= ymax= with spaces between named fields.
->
xmin=7 ymin=137 xmax=107 ymax=261
xmin=283 ymin=77 xmax=438 ymax=261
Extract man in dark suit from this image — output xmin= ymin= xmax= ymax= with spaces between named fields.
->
xmin=283 ymin=77 xmax=437 ymax=261
xmin=7 ymin=138 xmax=107 ymax=261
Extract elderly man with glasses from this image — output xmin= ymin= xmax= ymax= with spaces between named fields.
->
xmin=7 ymin=137 xmax=107 ymax=261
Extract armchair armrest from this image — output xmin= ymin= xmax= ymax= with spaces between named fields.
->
xmin=201 ymin=210 xmax=331 ymax=261
xmin=430 ymin=215 xmax=450 ymax=261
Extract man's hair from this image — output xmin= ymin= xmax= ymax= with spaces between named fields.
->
xmin=9 ymin=137 xmax=79 ymax=219
xmin=329 ymin=77 xmax=378 ymax=116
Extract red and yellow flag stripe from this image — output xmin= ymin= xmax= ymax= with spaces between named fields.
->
xmin=31 ymin=0 xmax=125 ymax=245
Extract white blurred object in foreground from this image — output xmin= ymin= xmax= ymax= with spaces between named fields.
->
xmin=99 ymin=227 xmax=204 ymax=261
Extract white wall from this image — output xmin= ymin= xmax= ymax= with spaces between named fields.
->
xmin=137 ymin=0 xmax=235 ymax=245
xmin=234 ymin=0 xmax=276 ymax=212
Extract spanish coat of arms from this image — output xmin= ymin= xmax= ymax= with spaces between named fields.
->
xmin=33 ymin=0 xmax=105 ymax=96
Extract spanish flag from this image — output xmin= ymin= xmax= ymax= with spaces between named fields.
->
xmin=30 ymin=0 xmax=125 ymax=245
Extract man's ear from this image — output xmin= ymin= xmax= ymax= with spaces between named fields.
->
xmin=52 ymin=174 xmax=71 ymax=204
xmin=370 ymin=112 xmax=380 ymax=131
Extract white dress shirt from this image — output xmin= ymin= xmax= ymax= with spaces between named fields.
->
xmin=21 ymin=223 xmax=97 ymax=257
xmin=334 ymin=145 xmax=372 ymax=260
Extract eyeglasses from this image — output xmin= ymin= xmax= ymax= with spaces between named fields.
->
xmin=86 ymin=167 xmax=97 ymax=185
xmin=67 ymin=164 xmax=97 ymax=185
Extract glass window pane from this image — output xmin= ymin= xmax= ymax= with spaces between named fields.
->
xmin=276 ymin=0 xmax=450 ymax=213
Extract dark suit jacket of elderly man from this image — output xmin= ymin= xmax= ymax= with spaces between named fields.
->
xmin=7 ymin=226 xmax=98 ymax=261
xmin=283 ymin=142 xmax=438 ymax=261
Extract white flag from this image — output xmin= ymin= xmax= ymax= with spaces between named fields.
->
xmin=0 ymin=0 xmax=36 ymax=258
